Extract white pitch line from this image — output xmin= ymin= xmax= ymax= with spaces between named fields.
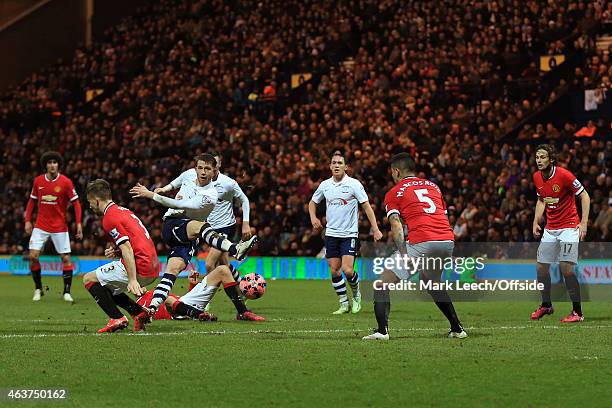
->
xmin=1 ymin=324 xmax=612 ymax=339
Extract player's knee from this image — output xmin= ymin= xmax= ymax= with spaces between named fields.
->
xmin=205 ymin=258 xmax=216 ymax=273
xmin=82 ymin=272 xmax=96 ymax=285
xmin=60 ymin=255 xmax=71 ymax=264
xmin=29 ymin=251 xmax=40 ymax=261
xmin=213 ymin=265 xmax=231 ymax=279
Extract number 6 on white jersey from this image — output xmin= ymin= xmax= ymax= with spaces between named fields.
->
xmin=414 ymin=188 xmax=436 ymax=214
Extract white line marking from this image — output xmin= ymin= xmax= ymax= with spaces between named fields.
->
xmin=1 ymin=325 xmax=612 ymax=339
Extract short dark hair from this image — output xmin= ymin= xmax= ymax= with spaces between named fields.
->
xmin=535 ymin=144 xmax=556 ymax=164
xmin=40 ymin=151 xmax=63 ymax=168
xmin=390 ymin=153 xmax=416 ymax=173
xmin=194 ymin=153 xmax=217 ymax=167
xmin=330 ymin=149 xmax=346 ymax=163
xmin=86 ymin=179 xmax=112 ymax=200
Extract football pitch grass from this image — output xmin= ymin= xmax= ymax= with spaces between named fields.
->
xmin=1 ymin=276 xmax=611 ymax=407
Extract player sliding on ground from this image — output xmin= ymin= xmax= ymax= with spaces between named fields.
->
xmin=130 ymin=153 xmax=262 ymax=325
xmin=309 ymin=150 xmax=383 ymax=314
xmin=531 ymin=144 xmax=590 ymax=322
xmin=138 ymin=267 xmax=249 ymax=322
xmin=363 ymin=153 xmax=466 ymax=341
xmin=82 ymin=179 xmax=158 ymax=333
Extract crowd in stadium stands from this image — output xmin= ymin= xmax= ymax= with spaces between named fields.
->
xmin=0 ymin=0 xmax=610 ymax=257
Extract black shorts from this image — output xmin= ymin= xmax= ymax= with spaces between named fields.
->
xmin=214 ymin=224 xmax=236 ymax=240
xmin=325 ymin=236 xmax=359 ymax=258
xmin=161 ymin=218 xmax=199 ymax=265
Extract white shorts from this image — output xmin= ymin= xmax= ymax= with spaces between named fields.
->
xmin=537 ymin=228 xmax=580 ymax=264
xmin=179 ymin=277 xmax=219 ymax=310
xmin=385 ymin=241 xmax=454 ymax=281
xmin=29 ymin=228 xmax=71 ymax=253
xmin=94 ymin=261 xmax=157 ymax=295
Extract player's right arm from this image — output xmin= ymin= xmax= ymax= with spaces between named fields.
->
xmin=117 ymin=240 xmax=144 ymax=296
xmin=24 ymin=178 xmax=39 ymax=235
xmin=533 ymin=197 xmax=545 ymax=238
xmin=388 ymin=214 xmax=408 ymax=255
xmin=130 ymin=183 xmax=214 ymax=210
xmin=309 ymin=182 xmax=324 ymax=232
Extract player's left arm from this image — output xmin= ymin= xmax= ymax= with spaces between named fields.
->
xmin=233 ymin=181 xmax=252 ymax=240
xmin=578 ymin=190 xmax=590 ymax=240
xmin=117 ymin=240 xmax=144 ymax=296
xmin=355 ymin=181 xmax=382 ymax=241
xmin=388 ymin=213 xmax=407 ymax=255
xmin=67 ymin=179 xmax=83 ymax=239
xmin=360 ymin=201 xmax=383 ymax=241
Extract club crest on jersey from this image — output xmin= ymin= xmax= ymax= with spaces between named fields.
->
xmin=110 ymin=228 xmax=120 ymax=239
xmin=341 ymin=186 xmax=351 ymax=194
xmin=54 ymin=186 xmax=62 ymax=193
xmin=552 ymin=184 xmax=561 ymax=192
xmin=201 ymin=195 xmax=214 ymax=205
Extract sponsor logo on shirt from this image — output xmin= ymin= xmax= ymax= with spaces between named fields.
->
xmin=41 ymin=195 xmax=58 ymax=202
xmin=328 ymin=198 xmax=349 ymax=206
xmin=543 ymin=197 xmax=560 ymax=205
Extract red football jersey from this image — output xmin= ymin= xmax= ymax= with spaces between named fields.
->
xmin=102 ymin=203 xmax=159 ymax=278
xmin=29 ymin=173 xmax=78 ymax=232
xmin=384 ymin=176 xmax=454 ymax=244
xmin=136 ymin=291 xmax=179 ymax=320
xmin=533 ymin=165 xmax=584 ymax=230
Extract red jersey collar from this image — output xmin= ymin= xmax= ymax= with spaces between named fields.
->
xmin=44 ymin=173 xmax=60 ymax=182
xmin=103 ymin=202 xmax=116 ymax=215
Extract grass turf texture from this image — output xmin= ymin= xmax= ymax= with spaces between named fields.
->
xmin=0 ymin=276 xmax=611 ymax=407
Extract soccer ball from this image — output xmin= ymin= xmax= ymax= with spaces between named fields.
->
xmin=239 ymin=273 xmax=267 ymax=299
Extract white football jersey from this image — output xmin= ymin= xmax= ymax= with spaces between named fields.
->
xmin=162 ymin=169 xmax=218 ymax=222
xmin=311 ymin=174 xmax=369 ymax=238
xmin=207 ymin=173 xmax=250 ymax=229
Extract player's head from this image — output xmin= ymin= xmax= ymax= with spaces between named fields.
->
xmin=40 ymin=151 xmax=63 ymax=176
xmin=86 ymin=179 xmax=113 ymax=215
xmin=194 ymin=153 xmax=216 ymax=186
xmin=535 ymin=144 xmax=556 ymax=171
xmin=329 ymin=150 xmax=347 ymax=179
xmin=390 ymin=153 xmax=416 ymax=183
xmin=210 ymin=151 xmax=222 ymax=174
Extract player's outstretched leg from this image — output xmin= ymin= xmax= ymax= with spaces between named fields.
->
xmin=83 ymin=272 xmax=128 ymax=333
xmin=194 ymin=222 xmax=257 ymax=261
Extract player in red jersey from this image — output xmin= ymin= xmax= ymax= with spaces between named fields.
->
xmin=363 ymin=153 xmax=466 ymax=340
xmin=136 ymin=270 xmax=218 ymax=321
xmin=81 ymin=179 xmax=161 ymax=333
xmin=24 ymin=151 xmax=82 ymax=303
xmin=531 ymin=144 xmax=590 ymax=323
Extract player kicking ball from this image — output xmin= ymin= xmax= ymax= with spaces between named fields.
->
xmin=130 ymin=153 xmax=261 ymax=326
xmin=82 ymin=179 xmax=159 ymax=333
xmin=531 ymin=144 xmax=590 ymax=323
xmin=363 ymin=153 xmax=466 ymax=340
xmin=308 ymin=150 xmax=382 ymax=314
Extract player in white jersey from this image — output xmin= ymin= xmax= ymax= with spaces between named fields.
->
xmin=206 ymin=153 xmax=251 ymax=277
xmin=130 ymin=154 xmax=262 ymax=324
xmin=308 ymin=150 xmax=383 ymax=314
